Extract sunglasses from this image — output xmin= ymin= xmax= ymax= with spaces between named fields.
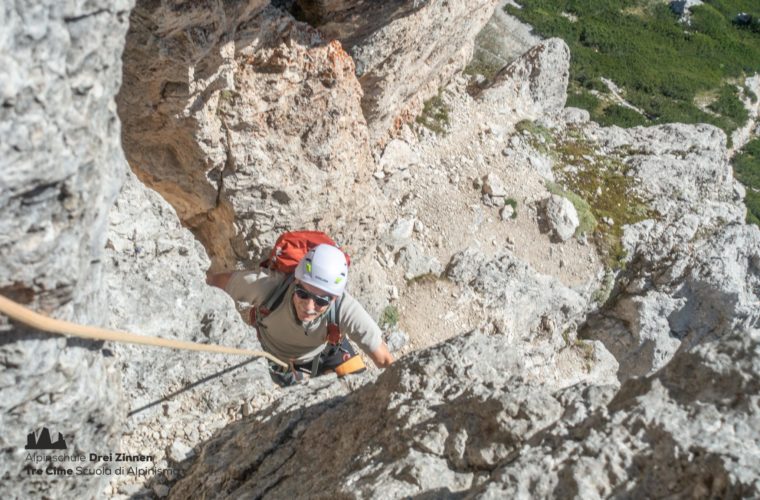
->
xmin=294 ymin=285 xmax=333 ymax=308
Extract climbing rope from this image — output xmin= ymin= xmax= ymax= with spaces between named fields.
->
xmin=0 ymin=294 xmax=288 ymax=368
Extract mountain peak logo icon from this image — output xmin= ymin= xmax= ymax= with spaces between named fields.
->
xmin=25 ymin=428 xmax=67 ymax=450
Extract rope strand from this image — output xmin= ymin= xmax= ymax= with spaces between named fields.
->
xmin=0 ymin=294 xmax=287 ymax=368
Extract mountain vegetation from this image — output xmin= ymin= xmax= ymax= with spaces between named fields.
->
xmin=508 ymin=0 xmax=760 ymax=225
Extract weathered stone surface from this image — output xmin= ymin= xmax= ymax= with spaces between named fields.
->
xmin=477 ymin=327 xmax=760 ymax=498
xmin=397 ymin=242 xmax=443 ymax=281
xmin=482 ymin=172 xmax=507 ymax=197
xmin=104 ymin=172 xmax=275 ymax=428
xmin=379 ymin=139 xmax=418 ymax=174
xmin=0 ymin=1 xmax=133 ymax=498
xmin=561 ymin=106 xmax=590 ymax=124
xmin=446 ymin=248 xmax=617 ymax=389
xmin=295 ymin=0 xmax=499 ymax=143
xmin=169 ymin=320 xmax=760 ymax=499
xmin=384 ymin=327 xmax=409 ymax=353
xmin=169 ymin=331 xmax=614 ymax=498
xmin=543 ymin=194 xmax=579 ymax=241
xmin=118 ymin=2 xmax=383 ymax=271
xmin=479 ymin=38 xmax=570 ymax=120
xmin=4 ymin=1 xmax=760 ymax=499
xmin=579 ymin=123 xmax=760 ymax=379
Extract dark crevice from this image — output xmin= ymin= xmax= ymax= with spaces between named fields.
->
xmin=228 ymin=417 xmax=302 ymax=488
xmin=63 ymin=8 xmax=109 ymax=23
xmin=252 ymin=465 xmax=293 ymax=499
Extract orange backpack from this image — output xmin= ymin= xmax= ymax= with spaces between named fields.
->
xmin=255 ymin=231 xmax=350 ymax=345
xmin=260 ymin=230 xmax=351 ymax=273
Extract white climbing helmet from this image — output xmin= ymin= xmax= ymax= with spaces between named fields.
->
xmin=294 ymin=244 xmax=348 ymax=296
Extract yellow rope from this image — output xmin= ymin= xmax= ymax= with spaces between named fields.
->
xmin=0 ymin=294 xmax=288 ymax=368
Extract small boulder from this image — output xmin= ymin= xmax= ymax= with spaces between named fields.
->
xmin=167 ymin=440 xmax=194 ymax=463
xmin=379 ymin=139 xmax=418 ymax=174
xmin=543 ymin=195 xmax=579 ymax=241
xmin=482 ymin=173 xmax=507 ymax=197
xmin=397 ymin=242 xmax=443 ymax=281
xmin=384 ymin=328 xmax=409 ymax=352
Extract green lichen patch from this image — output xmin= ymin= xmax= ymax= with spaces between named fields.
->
xmin=517 ymin=121 xmax=657 ymax=269
xmin=416 ymin=92 xmax=451 ymax=135
xmin=379 ymin=305 xmax=400 ymax=329
xmin=515 ymin=119 xmax=554 ymax=155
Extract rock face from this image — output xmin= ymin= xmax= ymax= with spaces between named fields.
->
xmin=0 ymin=1 xmax=133 ymax=498
xmin=295 ymin=0 xmax=499 ymax=143
xmin=118 ymin=1 xmax=382 ymax=270
xmin=168 ymin=332 xmax=608 ymax=498
xmin=4 ymin=1 xmax=760 ymax=498
xmin=477 ymin=327 xmax=760 ymax=497
xmin=446 ymin=248 xmax=617 ymax=388
xmin=578 ymin=123 xmax=760 ymax=379
xmin=102 ymin=171 xmax=276 ymax=494
xmin=170 ymin=325 xmax=760 ymax=497
xmin=480 ymin=38 xmax=570 ymax=121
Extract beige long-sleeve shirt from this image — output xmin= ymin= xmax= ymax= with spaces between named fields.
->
xmin=225 ymin=270 xmax=382 ymax=364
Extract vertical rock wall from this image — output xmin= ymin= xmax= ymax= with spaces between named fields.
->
xmin=0 ymin=0 xmax=134 ymax=497
xmin=118 ymin=1 xmax=382 ymax=272
xmin=295 ymin=0 xmax=500 ymax=143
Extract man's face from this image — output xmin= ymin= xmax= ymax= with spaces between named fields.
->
xmin=292 ymin=280 xmax=335 ymax=322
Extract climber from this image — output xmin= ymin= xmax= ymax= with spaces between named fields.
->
xmin=207 ymin=243 xmax=394 ymax=387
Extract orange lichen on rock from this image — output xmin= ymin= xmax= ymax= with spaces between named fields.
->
xmin=326 ymin=39 xmax=355 ymax=76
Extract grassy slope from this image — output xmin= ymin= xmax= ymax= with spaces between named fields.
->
xmin=507 ymin=0 xmax=760 ymax=225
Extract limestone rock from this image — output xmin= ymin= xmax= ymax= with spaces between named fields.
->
xmin=670 ymin=0 xmax=703 ymax=19
xmin=561 ymin=107 xmax=590 ymax=124
xmin=153 ymin=484 xmax=170 ymax=498
xmin=296 ymin=0 xmax=499 ymax=142
xmin=397 ymin=242 xmax=443 ymax=281
xmin=445 ymin=249 xmax=619 ymax=391
xmin=482 ymin=172 xmax=507 ymax=197
xmin=169 ymin=332 xmax=611 ymax=498
xmin=578 ymin=123 xmax=760 ymax=380
xmin=389 ymin=217 xmax=415 ymax=247
xmin=118 ymin=2 xmax=384 ymax=270
xmin=384 ymin=328 xmax=409 ymax=353
xmin=0 ymin=1 xmax=132 ymax=498
xmin=170 ymin=321 xmax=759 ymax=498
xmin=543 ymin=194 xmax=579 ymax=241
xmin=105 ymin=172 xmax=275 ymax=433
xmin=480 ymin=38 xmax=570 ymax=120
xmin=476 ymin=327 xmax=760 ymax=498
xmin=167 ymin=440 xmax=194 ymax=463
xmin=379 ymin=139 xmax=418 ymax=174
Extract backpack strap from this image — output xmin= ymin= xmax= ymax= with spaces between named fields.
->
xmin=252 ymin=274 xmax=294 ymax=328
xmin=326 ymin=293 xmax=343 ymax=345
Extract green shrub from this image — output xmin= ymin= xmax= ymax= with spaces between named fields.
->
xmin=505 ymin=0 xmax=760 ymax=137
xmin=416 ymin=92 xmax=450 ymax=135
xmin=566 ymin=90 xmax=602 ymax=112
xmin=597 ymin=104 xmax=648 ymax=128
xmin=710 ymin=84 xmax=749 ymax=121
xmin=733 ymin=138 xmax=760 ymax=227
xmin=379 ymin=305 xmax=400 ymax=329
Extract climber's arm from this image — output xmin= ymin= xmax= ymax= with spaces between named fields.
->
xmin=206 ymin=271 xmax=234 ymax=290
xmin=368 ymin=342 xmax=394 ymax=369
